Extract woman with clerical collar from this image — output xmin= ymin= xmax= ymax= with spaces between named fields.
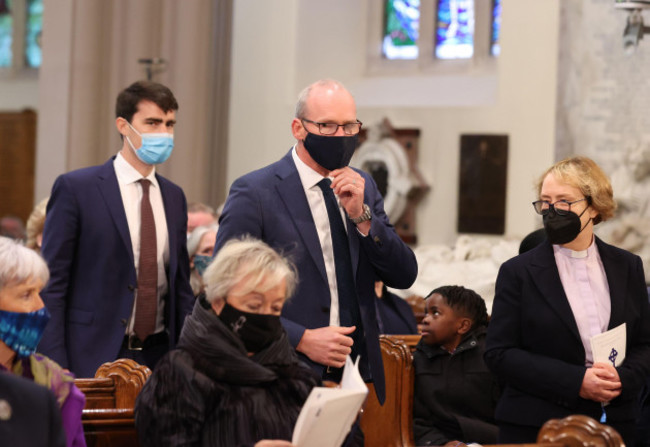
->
xmin=485 ymin=156 xmax=650 ymax=446
xmin=135 ymin=236 xmax=320 ymax=447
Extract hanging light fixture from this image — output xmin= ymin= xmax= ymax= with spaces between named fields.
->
xmin=616 ymin=1 xmax=650 ymax=54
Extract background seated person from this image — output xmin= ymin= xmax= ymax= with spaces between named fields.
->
xmin=187 ymin=201 xmax=218 ymax=235
xmin=374 ymin=281 xmax=418 ymax=334
xmin=186 ymin=223 xmax=218 ymax=298
xmin=135 ymin=237 xmax=320 ymax=447
xmin=25 ymin=197 xmax=49 ymax=253
xmin=0 ymin=371 xmax=66 ymax=446
xmin=413 ymin=285 xmax=499 ymax=446
xmin=0 ymin=236 xmax=86 ymax=447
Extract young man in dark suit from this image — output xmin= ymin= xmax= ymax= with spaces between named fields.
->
xmin=39 ymin=81 xmax=194 ymax=377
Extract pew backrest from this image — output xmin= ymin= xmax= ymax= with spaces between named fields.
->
xmin=360 ymin=335 xmax=415 ymax=447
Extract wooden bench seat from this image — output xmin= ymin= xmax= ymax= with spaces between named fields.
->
xmin=74 ymin=359 xmax=151 ymax=447
xmin=359 ymin=335 xmax=624 ymax=447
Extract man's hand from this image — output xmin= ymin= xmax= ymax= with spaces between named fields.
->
xmin=330 ymin=168 xmax=365 ymax=219
xmin=330 ymin=168 xmax=370 ymax=234
xmin=296 ymin=326 xmax=356 ymax=368
xmin=579 ymin=362 xmax=622 ymax=402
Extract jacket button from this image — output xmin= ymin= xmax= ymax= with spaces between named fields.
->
xmin=120 ymin=318 xmax=127 ymax=326
xmin=321 ymin=306 xmax=330 ymax=313
xmin=128 ymin=284 xmax=135 ymax=291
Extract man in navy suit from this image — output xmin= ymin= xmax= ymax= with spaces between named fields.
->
xmin=39 ymin=81 xmax=194 ymax=378
xmin=214 ymin=79 xmax=418 ymax=404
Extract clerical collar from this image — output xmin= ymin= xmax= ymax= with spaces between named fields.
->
xmin=555 ymin=238 xmax=596 ymax=259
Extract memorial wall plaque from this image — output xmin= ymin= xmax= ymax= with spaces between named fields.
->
xmin=457 ymin=134 xmax=508 ymax=235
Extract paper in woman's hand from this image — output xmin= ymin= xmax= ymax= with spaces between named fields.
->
xmin=292 ymin=356 xmax=368 ymax=447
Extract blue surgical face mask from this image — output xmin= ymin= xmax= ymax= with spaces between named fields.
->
xmin=193 ymin=254 xmax=212 ymax=277
xmin=0 ymin=307 xmax=51 ymax=358
xmin=126 ymin=122 xmax=174 ymax=165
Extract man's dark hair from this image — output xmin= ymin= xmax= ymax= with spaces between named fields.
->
xmin=115 ymin=80 xmax=179 ymax=123
xmin=426 ymin=285 xmax=489 ymax=330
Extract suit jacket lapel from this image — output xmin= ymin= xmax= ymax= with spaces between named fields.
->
xmin=157 ymin=175 xmax=176 ymax=281
xmin=97 ymin=158 xmax=134 ymax=263
xmin=275 ymin=152 xmax=328 ymax=284
xmin=596 ymin=238 xmax=626 ymax=329
xmin=528 ymin=241 xmax=582 ymax=342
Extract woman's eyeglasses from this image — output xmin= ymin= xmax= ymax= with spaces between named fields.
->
xmin=531 ymin=198 xmax=589 ymax=216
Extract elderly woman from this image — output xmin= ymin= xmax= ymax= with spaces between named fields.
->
xmin=0 ymin=236 xmax=86 ymax=447
xmin=186 ymin=223 xmax=218 ymax=297
xmin=135 ymin=237 xmax=320 ymax=447
xmin=485 ymin=156 xmax=650 ymax=445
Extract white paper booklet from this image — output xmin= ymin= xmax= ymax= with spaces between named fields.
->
xmin=292 ymin=356 xmax=368 ymax=447
xmin=590 ymin=323 xmax=626 ymax=367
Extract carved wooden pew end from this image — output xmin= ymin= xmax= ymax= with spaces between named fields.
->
xmin=537 ymin=414 xmax=625 ymax=447
xmin=74 ymin=359 xmax=151 ymax=447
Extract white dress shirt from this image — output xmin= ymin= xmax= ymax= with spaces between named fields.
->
xmin=292 ymin=146 xmax=350 ymax=326
xmin=114 ymin=152 xmax=169 ymax=336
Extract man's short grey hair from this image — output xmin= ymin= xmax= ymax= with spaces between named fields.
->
xmin=203 ymin=236 xmax=297 ymax=305
xmin=295 ymin=79 xmax=350 ymax=118
xmin=0 ymin=236 xmax=49 ymax=289
xmin=187 ymin=224 xmax=219 ymax=257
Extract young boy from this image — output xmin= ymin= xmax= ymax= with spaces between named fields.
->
xmin=413 ymin=285 xmax=500 ymax=446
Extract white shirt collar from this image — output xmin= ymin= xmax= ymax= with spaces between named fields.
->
xmin=291 ymin=145 xmax=327 ymax=189
xmin=114 ymin=152 xmax=159 ymax=188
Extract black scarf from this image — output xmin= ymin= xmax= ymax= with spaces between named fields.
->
xmin=177 ymin=298 xmax=302 ymax=386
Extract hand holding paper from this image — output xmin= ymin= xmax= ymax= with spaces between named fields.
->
xmin=579 ymin=324 xmax=626 ymax=402
xmin=292 ymin=356 xmax=368 ymax=447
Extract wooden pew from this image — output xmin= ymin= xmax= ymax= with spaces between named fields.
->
xmin=536 ymin=414 xmax=624 ymax=447
xmin=74 ymin=359 xmax=151 ymax=447
xmin=358 ymin=335 xmax=623 ymax=447
xmin=406 ymin=295 xmax=425 ymax=325
xmin=360 ymin=335 xmax=415 ymax=447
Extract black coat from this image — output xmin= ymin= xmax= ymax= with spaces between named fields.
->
xmin=0 ymin=372 xmax=66 ymax=447
xmin=135 ymin=299 xmax=320 ymax=447
xmin=413 ymin=327 xmax=500 ymax=446
xmin=485 ymin=238 xmax=650 ymax=444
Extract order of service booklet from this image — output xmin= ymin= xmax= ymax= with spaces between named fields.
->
xmin=590 ymin=323 xmax=626 ymax=367
xmin=292 ymin=356 xmax=368 ymax=447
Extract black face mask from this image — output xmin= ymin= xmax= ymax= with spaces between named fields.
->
xmin=303 ymin=132 xmax=358 ymax=171
xmin=542 ymin=207 xmax=591 ymax=245
xmin=218 ymin=302 xmax=284 ymax=353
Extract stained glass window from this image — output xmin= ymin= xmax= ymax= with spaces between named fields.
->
xmin=491 ymin=0 xmax=501 ymax=56
xmin=382 ymin=0 xmax=420 ymax=60
xmin=0 ymin=0 xmax=42 ymax=69
xmin=0 ymin=0 xmax=12 ymax=67
xmin=25 ymin=0 xmax=42 ymax=67
xmin=435 ymin=0 xmax=474 ymax=60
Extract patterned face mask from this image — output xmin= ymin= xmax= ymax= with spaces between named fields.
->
xmin=0 ymin=307 xmax=51 ymax=358
xmin=193 ymin=255 xmax=213 ymax=277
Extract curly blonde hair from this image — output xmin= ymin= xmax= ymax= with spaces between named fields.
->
xmin=25 ymin=197 xmax=49 ymax=251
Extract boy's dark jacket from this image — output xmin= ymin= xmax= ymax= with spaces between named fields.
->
xmin=413 ymin=326 xmax=501 ymax=446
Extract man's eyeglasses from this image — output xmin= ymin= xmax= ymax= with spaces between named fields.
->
xmin=301 ymin=118 xmax=362 ymax=136
xmin=531 ymin=198 xmax=589 ymax=216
